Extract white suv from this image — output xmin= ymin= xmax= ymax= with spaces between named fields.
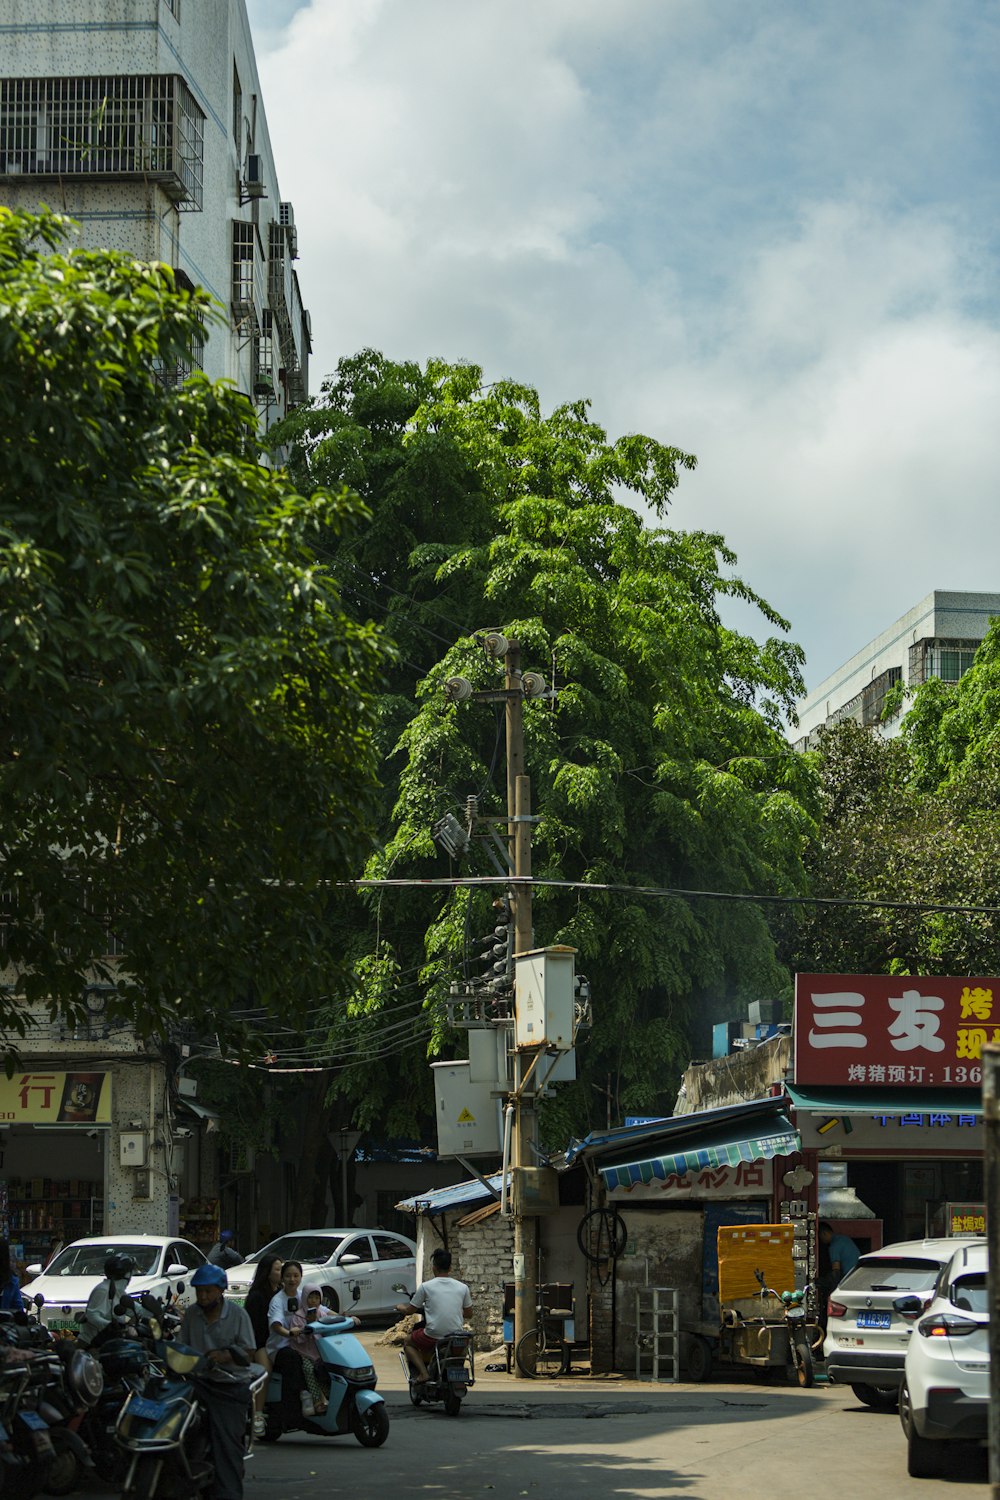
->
xmin=823 ymin=1237 xmax=983 ymax=1409
xmin=898 ymin=1240 xmax=989 ymax=1477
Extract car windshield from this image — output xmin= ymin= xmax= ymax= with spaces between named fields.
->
xmin=840 ymin=1257 xmax=942 ymax=1294
xmin=247 ymin=1235 xmax=345 ymax=1267
xmin=951 ymin=1273 xmax=988 ymax=1314
xmin=45 ymin=1244 xmax=160 ymax=1277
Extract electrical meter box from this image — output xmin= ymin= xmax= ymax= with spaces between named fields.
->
xmin=512 ymin=1166 xmax=560 ymax=1215
xmin=514 ymin=946 xmax=576 ymax=1050
xmin=432 ymin=1060 xmax=502 ymax=1157
xmin=119 ymin=1132 xmax=147 ymax=1167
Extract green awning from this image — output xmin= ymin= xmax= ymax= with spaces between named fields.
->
xmin=599 ymin=1114 xmax=800 ymax=1190
xmin=785 ymin=1085 xmax=982 ymax=1117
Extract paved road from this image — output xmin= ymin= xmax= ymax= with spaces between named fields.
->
xmin=91 ymin=1347 xmax=991 ymax=1499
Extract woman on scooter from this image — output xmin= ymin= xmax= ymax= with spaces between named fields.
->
xmin=267 ymin=1262 xmax=328 ymax=1418
xmin=243 ymin=1253 xmax=283 ymax=1437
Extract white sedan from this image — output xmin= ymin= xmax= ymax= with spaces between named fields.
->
xmin=24 ymin=1234 xmax=206 ymax=1332
xmin=225 ymin=1228 xmax=416 ymax=1317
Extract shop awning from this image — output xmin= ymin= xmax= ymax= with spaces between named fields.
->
xmin=785 ymin=1084 xmax=983 ymax=1117
xmin=597 ymin=1114 xmax=800 ymax=1190
xmin=562 ymin=1097 xmax=801 ymax=1191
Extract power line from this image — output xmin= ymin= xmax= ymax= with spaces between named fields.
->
xmin=340 ymin=874 xmax=1000 ymax=919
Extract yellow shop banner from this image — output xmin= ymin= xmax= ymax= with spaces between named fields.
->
xmin=0 ymin=1072 xmax=112 ymax=1125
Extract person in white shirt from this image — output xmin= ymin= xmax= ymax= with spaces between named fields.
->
xmin=395 ymin=1247 xmax=472 ymax=1385
xmin=77 ymin=1253 xmax=135 ymax=1348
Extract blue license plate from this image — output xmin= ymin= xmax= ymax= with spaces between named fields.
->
xmin=130 ymin=1396 xmax=168 ymax=1421
xmin=856 ymin=1311 xmax=891 ymax=1330
xmin=17 ymin=1411 xmax=48 ymax=1432
xmin=447 ymin=1367 xmax=467 ymax=1382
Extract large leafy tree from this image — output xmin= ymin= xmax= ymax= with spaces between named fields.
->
xmin=270 ymin=353 xmax=820 ymax=1149
xmin=0 ymin=209 xmax=389 ymax=1050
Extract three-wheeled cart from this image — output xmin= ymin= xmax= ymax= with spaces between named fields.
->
xmin=683 ymin=1223 xmax=820 ymax=1386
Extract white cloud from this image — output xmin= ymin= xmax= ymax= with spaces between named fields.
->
xmin=248 ymin=0 xmax=1000 ymax=687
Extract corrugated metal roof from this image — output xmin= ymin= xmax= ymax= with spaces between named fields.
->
xmin=565 ymin=1096 xmax=791 ymax=1166
xmin=396 ymin=1172 xmax=505 ymax=1217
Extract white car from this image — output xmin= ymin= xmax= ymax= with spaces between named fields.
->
xmin=823 ymin=1236 xmax=983 ymax=1409
xmin=24 ymin=1234 xmax=206 ymax=1332
xmin=898 ymin=1239 xmax=989 ymax=1477
xmin=224 ymin=1228 xmax=416 ymax=1317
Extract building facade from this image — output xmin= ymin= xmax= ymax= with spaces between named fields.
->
xmin=0 ymin=0 xmax=309 ymax=425
xmin=793 ymin=590 xmax=1000 ymax=749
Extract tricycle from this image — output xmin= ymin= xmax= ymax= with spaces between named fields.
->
xmin=684 ymin=1223 xmax=821 ymax=1386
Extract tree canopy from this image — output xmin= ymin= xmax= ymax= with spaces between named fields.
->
xmin=0 ymin=209 xmax=389 ymax=1049
xmin=269 ymin=352 xmax=820 ymax=1144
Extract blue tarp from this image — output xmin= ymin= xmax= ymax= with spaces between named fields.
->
xmin=396 ymin=1172 xmax=505 ymax=1217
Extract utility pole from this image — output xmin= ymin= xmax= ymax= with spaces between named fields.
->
xmin=505 ymin=640 xmax=538 ymax=1372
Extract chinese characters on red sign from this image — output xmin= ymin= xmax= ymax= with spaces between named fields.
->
xmin=794 ymin=974 xmax=1000 ymax=1087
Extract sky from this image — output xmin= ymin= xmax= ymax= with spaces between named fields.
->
xmin=245 ymin=0 xmax=1000 ymax=699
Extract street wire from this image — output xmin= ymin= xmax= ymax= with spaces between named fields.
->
xmin=342 ymin=874 xmax=1000 ymax=918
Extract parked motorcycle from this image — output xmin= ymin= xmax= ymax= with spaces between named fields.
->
xmin=393 ymin=1285 xmax=475 ymax=1417
xmin=261 ymin=1311 xmax=388 ymax=1447
xmin=0 ymin=1304 xmax=78 ymax=1499
xmin=36 ymin=1292 xmax=157 ymax=1496
xmin=115 ymin=1298 xmax=264 ymax=1500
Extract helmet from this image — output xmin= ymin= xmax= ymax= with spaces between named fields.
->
xmin=191 ymin=1263 xmax=228 ymax=1290
xmin=104 ymin=1254 xmax=135 ymax=1282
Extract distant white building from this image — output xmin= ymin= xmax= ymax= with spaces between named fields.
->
xmin=0 ymin=0 xmax=309 ymax=425
xmin=793 ymin=590 xmax=1000 ymax=749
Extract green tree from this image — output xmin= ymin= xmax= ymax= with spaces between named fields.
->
xmin=270 ymin=353 xmax=820 ymax=1145
xmin=0 ymin=208 xmax=389 ymax=1049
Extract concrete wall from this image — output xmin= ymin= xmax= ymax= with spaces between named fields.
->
xmin=676 ymin=1034 xmax=790 ymax=1113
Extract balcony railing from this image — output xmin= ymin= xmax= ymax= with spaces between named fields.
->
xmin=0 ymin=74 xmax=205 ymax=210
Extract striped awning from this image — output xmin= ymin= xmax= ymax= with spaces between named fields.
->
xmin=599 ymin=1116 xmax=800 ymax=1191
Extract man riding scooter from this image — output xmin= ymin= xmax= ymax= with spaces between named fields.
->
xmin=395 ymin=1248 xmax=473 ymax=1390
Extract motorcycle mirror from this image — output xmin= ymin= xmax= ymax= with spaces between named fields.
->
xmin=176 ymin=1281 xmax=185 ymax=1296
xmin=33 ymin=1293 xmax=45 ymax=1308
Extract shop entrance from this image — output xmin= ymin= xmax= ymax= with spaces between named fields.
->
xmin=0 ymin=1126 xmax=107 ymax=1275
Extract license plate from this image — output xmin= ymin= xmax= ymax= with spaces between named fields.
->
xmin=447 ymin=1367 xmax=468 ymax=1382
xmin=17 ymin=1412 xmax=48 ymax=1432
xmin=46 ymin=1318 xmax=77 ymax=1331
xmin=130 ymin=1396 xmax=168 ymax=1421
xmin=857 ymin=1311 xmax=891 ymax=1330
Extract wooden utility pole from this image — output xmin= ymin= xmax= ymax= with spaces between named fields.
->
xmin=983 ymin=1045 xmax=1000 ymax=1498
xmin=506 ymin=640 xmax=538 ymax=1373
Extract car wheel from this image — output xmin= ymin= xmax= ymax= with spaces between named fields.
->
xmin=321 ymin=1284 xmax=340 ymax=1313
xmin=852 ymin=1382 xmax=899 ymax=1411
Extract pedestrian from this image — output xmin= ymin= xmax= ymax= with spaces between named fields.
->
xmin=208 ymin=1230 xmax=242 ymax=1269
xmin=242 ymin=1253 xmax=283 ymax=1437
xmin=0 ymin=1241 xmax=22 ymax=1312
xmin=819 ymin=1221 xmax=861 ymax=1286
xmin=180 ymin=1263 xmax=257 ymax=1500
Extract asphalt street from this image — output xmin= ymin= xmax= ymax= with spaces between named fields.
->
xmin=81 ymin=1346 xmax=990 ymax=1499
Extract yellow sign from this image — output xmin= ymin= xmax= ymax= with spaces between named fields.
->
xmin=456 ymin=1107 xmax=476 ymax=1125
xmin=0 ymin=1072 xmax=112 ymax=1125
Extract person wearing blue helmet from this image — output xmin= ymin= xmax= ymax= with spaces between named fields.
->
xmin=181 ymin=1261 xmax=257 ymax=1500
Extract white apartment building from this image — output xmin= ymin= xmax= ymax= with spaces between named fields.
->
xmin=0 ymin=0 xmax=309 ymax=424
xmin=793 ymin=590 xmax=1000 ymax=749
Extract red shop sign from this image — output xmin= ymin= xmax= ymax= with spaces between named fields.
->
xmin=794 ymin=974 xmax=1000 ymax=1087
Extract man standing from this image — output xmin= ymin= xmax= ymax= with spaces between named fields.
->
xmin=180 ymin=1263 xmax=257 ymax=1500
xmin=208 ymin=1230 xmax=242 ymax=1269
xmin=819 ymin=1221 xmax=861 ymax=1285
xmin=395 ymin=1247 xmax=472 ymax=1386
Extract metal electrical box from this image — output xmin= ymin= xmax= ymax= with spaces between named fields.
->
xmin=432 ymin=1060 xmax=502 ymax=1157
xmin=119 ymin=1132 xmax=147 ymax=1167
xmin=514 ymin=946 xmax=576 ymax=1050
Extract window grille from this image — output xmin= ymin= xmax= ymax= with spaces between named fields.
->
xmin=254 ymin=309 xmax=276 ymax=400
xmin=908 ymin=638 xmax=980 ymax=688
xmin=152 ymin=329 xmax=204 ymax=390
xmin=0 ymin=74 xmax=204 ymax=210
xmin=232 ymin=219 xmax=256 ymax=322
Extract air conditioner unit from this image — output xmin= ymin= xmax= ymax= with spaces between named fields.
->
xmin=279 ymin=200 xmax=294 ymax=226
xmin=244 ymin=154 xmax=265 ymax=199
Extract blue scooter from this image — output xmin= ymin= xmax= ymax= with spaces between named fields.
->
xmin=261 ymin=1312 xmax=388 ymax=1447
